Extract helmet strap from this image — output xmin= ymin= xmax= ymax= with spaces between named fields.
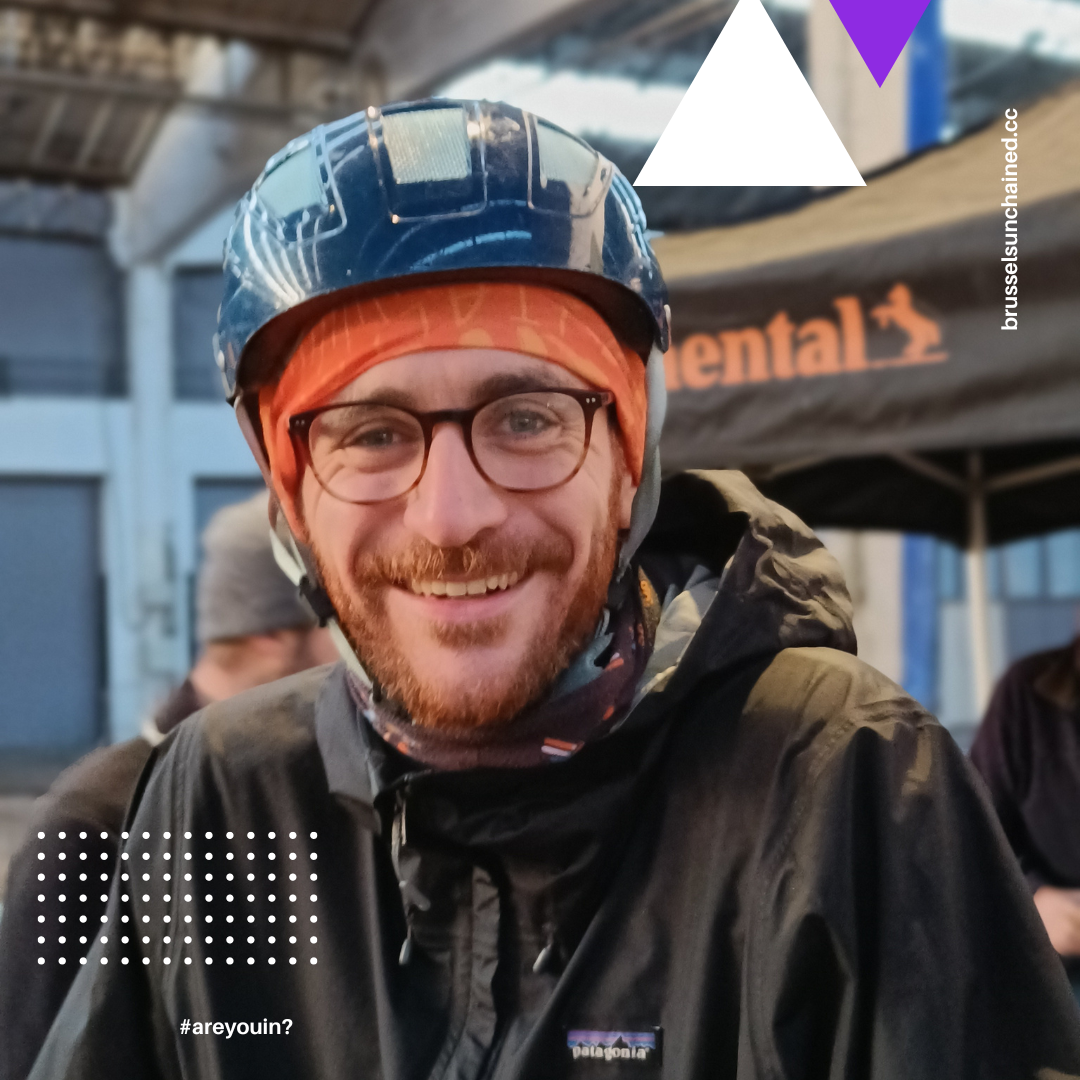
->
xmin=614 ymin=343 xmax=668 ymax=582
xmin=235 ymin=393 xmax=375 ymax=689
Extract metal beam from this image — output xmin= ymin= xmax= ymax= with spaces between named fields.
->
xmin=74 ymin=96 xmax=116 ymax=169
xmin=0 ymin=66 xmax=342 ymax=126
xmin=0 ymin=156 xmax=126 ymax=185
xmin=357 ymin=0 xmax=628 ymax=100
xmin=985 ymin=454 xmax=1080 ymax=494
xmin=29 ymin=92 xmax=69 ymax=165
xmin=0 ymin=0 xmax=358 ymax=54
xmin=890 ymin=451 xmax=968 ymax=494
xmin=120 ymin=102 xmax=165 ymax=175
xmin=606 ymin=0 xmax=732 ymax=50
xmin=757 ymin=454 xmax=831 ymax=480
xmin=964 ymin=451 xmax=994 ymax=714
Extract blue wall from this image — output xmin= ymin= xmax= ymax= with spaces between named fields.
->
xmin=902 ymin=535 xmax=939 ymax=710
xmin=907 ymin=0 xmax=946 ymax=152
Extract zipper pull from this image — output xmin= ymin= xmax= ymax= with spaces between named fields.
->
xmin=532 ymin=929 xmax=557 ymax=974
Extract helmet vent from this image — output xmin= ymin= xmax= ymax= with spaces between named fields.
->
xmin=382 ymin=107 xmax=472 ymax=185
xmin=257 ymin=144 xmax=325 ymax=220
xmin=536 ymin=121 xmax=601 ymax=189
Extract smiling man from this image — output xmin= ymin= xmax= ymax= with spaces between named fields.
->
xmin=260 ymin=283 xmax=645 ymax=755
xmin=31 ymin=101 xmax=1080 ymax=1080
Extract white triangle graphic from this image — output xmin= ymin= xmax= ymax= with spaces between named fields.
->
xmin=635 ymin=0 xmax=864 ymax=187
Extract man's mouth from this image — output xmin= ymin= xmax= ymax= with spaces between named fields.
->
xmin=406 ymin=571 xmax=522 ymax=598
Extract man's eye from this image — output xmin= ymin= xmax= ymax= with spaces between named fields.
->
xmin=504 ymin=410 xmax=554 ymax=435
xmin=349 ymin=426 xmax=399 ymax=448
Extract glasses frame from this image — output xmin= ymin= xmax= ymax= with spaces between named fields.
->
xmin=288 ymin=387 xmax=615 ymax=505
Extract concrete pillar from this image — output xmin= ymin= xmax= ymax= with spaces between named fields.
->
xmin=818 ymin=529 xmax=904 ymax=685
xmin=111 ymin=39 xmax=266 ymax=265
xmin=125 ymin=263 xmax=185 ymax=732
xmin=808 ymin=0 xmax=909 ymax=174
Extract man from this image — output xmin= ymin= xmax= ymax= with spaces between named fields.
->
xmin=0 ymin=492 xmax=334 ymax=1080
xmin=971 ymin=637 xmax=1080 ymax=1002
xmin=30 ymin=100 xmax=1080 ymax=1079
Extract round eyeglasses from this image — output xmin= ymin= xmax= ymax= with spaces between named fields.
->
xmin=289 ymin=388 xmax=615 ymax=505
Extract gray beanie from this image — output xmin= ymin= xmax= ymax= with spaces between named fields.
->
xmin=196 ymin=491 xmax=316 ymax=644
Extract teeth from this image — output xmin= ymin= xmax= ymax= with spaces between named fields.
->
xmin=408 ymin=572 xmax=524 ymax=597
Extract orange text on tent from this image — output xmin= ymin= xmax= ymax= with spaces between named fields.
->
xmin=665 ymin=283 xmax=948 ymax=392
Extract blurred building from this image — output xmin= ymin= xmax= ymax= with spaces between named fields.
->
xmin=0 ymin=0 xmax=1078 ymax=771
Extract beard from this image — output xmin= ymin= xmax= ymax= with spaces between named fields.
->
xmin=315 ymin=478 xmax=624 ymax=732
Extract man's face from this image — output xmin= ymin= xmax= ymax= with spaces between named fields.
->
xmin=295 ymin=348 xmax=637 ymax=730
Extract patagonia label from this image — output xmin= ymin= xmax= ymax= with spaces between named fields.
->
xmin=566 ymin=1028 xmax=662 ymax=1065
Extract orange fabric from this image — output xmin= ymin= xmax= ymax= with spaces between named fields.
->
xmin=259 ymin=282 xmax=647 ymax=533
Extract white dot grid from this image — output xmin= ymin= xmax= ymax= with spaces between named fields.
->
xmin=31 ymin=831 xmax=116 ymax=968
xmin=32 ymin=831 xmax=321 ymax=968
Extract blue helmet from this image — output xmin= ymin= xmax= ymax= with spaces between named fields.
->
xmin=215 ymin=98 xmax=669 ymax=402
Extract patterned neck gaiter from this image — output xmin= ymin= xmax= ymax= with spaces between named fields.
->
xmin=348 ymin=572 xmax=659 ymax=771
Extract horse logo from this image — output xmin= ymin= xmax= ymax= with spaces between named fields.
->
xmin=869 ymin=283 xmax=948 ymax=364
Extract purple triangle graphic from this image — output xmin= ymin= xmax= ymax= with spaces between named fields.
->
xmin=828 ymin=0 xmax=931 ymax=86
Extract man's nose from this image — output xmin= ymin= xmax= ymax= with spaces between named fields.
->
xmin=401 ymin=423 xmax=508 ymax=547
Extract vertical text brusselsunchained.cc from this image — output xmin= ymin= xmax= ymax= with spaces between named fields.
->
xmin=1001 ymin=108 xmax=1019 ymax=330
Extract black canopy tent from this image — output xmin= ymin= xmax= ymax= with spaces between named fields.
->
xmin=653 ymin=83 xmax=1080 ymax=707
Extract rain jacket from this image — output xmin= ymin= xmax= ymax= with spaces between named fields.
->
xmin=0 ymin=678 xmax=206 ymax=1080
xmin=29 ymin=472 xmax=1080 ymax=1080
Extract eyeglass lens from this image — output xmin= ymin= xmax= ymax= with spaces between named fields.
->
xmin=307 ymin=391 xmax=592 ymax=503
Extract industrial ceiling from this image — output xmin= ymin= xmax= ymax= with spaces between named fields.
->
xmin=0 ymin=0 xmax=751 ymax=187
xmin=0 ymin=0 xmax=376 ymax=184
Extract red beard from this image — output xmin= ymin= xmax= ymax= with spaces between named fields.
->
xmin=315 ymin=481 xmax=623 ymax=731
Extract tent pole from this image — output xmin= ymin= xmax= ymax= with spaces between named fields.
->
xmin=964 ymin=451 xmax=993 ymax=718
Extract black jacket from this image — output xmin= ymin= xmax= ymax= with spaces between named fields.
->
xmin=971 ymin=641 xmax=1080 ymax=894
xmin=0 ymin=680 xmax=206 ymax=1080
xmin=970 ymin=641 xmax=1080 ymax=986
xmin=0 ymin=739 xmax=152 ymax=1080
xmin=29 ymin=473 xmax=1080 ymax=1080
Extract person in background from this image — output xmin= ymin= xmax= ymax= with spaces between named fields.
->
xmin=0 ymin=490 xmax=337 ymax=1080
xmin=145 ymin=491 xmax=338 ymax=741
xmin=971 ymin=635 xmax=1080 ymax=1004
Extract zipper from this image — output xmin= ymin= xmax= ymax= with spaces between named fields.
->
xmin=391 ymin=789 xmax=430 ymax=965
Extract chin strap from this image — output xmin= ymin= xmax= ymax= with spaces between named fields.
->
xmin=266 ymin=506 xmax=375 ymax=690
xmin=235 ymin=393 xmax=375 ymax=689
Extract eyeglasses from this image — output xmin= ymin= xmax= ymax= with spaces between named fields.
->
xmin=289 ymin=388 xmax=614 ymax=505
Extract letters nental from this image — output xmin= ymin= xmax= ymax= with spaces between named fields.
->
xmin=665 ymin=284 xmax=946 ymax=392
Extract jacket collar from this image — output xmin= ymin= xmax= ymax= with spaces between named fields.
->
xmin=636 ymin=471 xmax=855 ymax=704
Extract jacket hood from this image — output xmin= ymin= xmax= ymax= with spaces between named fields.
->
xmin=636 ymin=470 xmax=855 ymax=691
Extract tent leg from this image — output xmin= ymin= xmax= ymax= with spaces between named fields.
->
xmin=964 ymin=451 xmax=994 ymax=719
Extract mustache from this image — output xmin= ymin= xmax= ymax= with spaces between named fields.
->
xmin=353 ymin=533 xmax=575 ymax=586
